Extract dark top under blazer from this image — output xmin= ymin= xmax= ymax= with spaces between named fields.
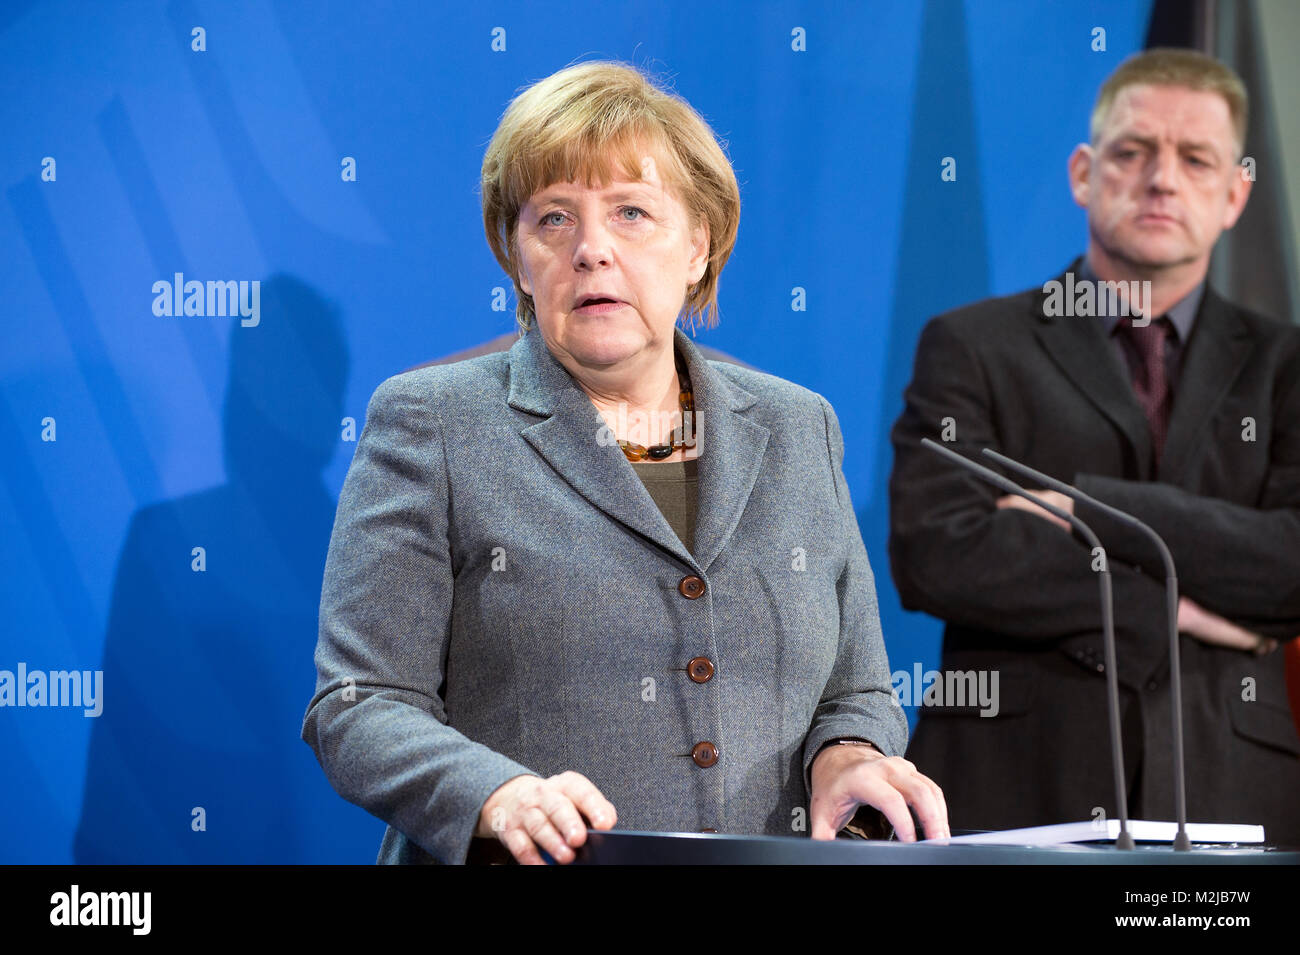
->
xmin=303 ymin=323 xmax=907 ymax=864
xmin=889 ymin=259 xmax=1300 ymax=842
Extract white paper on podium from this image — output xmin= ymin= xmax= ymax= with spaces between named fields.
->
xmin=941 ymin=819 xmax=1265 ymax=846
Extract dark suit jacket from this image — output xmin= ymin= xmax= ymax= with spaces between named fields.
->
xmin=888 ymin=259 xmax=1300 ymax=843
xmin=303 ymin=324 xmax=907 ymax=863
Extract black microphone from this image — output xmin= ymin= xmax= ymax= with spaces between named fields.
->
xmin=920 ymin=438 xmax=1135 ymax=850
xmin=980 ymin=448 xmax=1190 ymax=852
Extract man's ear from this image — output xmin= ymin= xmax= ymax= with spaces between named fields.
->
xmin=1067 ymin=143 xmax=1093 ymax=209
xmin=1221 ymin=160 xmax=1253 ymax=230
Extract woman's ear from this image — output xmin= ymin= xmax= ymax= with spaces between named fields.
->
xmin=689 ymin=217 xmax=710 ymax=285
xmin=511 ymin=224 xmax=534 ymax=297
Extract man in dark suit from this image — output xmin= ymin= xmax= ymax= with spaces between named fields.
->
xmin=889 ymin=48 xmax=1300 ymax=843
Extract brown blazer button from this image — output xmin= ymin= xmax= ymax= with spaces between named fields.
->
xmin=688 ymin=657 xmax=715 ymax=683
xmin=678 ymin=575 xmax=706 ymax=599
xmin=691 ymin=741 xmax=719 ymax=767
xmin=699 ymin=827 xmax=719 ymax=833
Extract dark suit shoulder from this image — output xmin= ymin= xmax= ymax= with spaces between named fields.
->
xmin=1204 ymin=293 xmax=1300 ymax=403
xmin=920 ymin=282 xmax=1046 ymax=344
xmin=1210 ymin=288 xmax=1300 ymax=344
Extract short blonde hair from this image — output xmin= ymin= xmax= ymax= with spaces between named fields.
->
xmin=1090 ymin=48 xmax=1249 ymax=159
xmin=481 ymin=60 xmax=741 ymax=333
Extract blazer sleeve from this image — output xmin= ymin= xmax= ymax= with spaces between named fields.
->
xmin=801 ymin=394 xmax=910 ymax=799
xmin=301 ymin=377 xmax=539 ymax=864
xmin=888 ymin=315 xmax=1170 ymax=681
xmin=1070 ymin=362 xmax=1300 ymax=635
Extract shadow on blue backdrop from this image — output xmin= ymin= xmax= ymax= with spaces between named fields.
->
xmin=74 ymin=275 xmax=382 ymax=862
xmin=862 ymin=0 xmax=990 ymax=734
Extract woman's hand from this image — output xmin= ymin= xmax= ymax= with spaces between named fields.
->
xmin=476 ymin=771 xmax=618 ymax=865
xmin=809 ymin=742 xmax=950 ymax=842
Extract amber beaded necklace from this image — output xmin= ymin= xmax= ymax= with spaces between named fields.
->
xmin=617 ymin=361 xmax=696 ymax=462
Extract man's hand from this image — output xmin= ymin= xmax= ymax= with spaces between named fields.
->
xmin=809 ymin=742 xmax=950 ymax=842
xmin=995 ymin=488 xmax=1074 ymax=532
xmin=1177 ymin=596 xmax=1280 ymax=655
xmin=994 ymin=496 xmax=1285 ymax=656
xmin=476 ymin=771 xmax=617 ymax=865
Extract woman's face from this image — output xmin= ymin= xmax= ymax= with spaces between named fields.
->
xmin=515 ymin=152 xmax=709 ymax=372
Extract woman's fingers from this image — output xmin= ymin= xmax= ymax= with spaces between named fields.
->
xmin=831 ymin=756 xmax=952 ymax=843
xmin=906 ymin=770 xmax=951 ymax=840
xmin=499 ymin=816 xmax=545 ymax=865
xmin=862 ymin=783 xmax=915 ymax=842
xmin=519 ymin=802 xmax=575 ymax=864
xmin=927 ymin=773 xmax=950 ymax=838
xmin=537 ymin=783 xmax=588 ymax=847
xmin=556 ymin=771 xmax=618 ymax=830
xmin=489 ymin=771 xmax=618 ymax=864
xmin=875 ymin=760 xmax=946 ymax=841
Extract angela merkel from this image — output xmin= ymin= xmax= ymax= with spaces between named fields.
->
xmin=302 ymin=60 xmax=949 ymax=865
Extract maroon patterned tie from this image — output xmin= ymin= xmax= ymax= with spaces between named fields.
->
xmin=1116 ymin=315 xmax=1172 ymax=474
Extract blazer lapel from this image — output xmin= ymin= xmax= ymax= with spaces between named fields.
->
xmin=679 ymin=327 xmax=770 ymax=573
xmin=1158 ymin=286 xmax=1252 ymax=484
xmin=506 ymin=324 xmax=769 ymax=574
xmin=1032 ymin=259 xmax=1154 ymax=478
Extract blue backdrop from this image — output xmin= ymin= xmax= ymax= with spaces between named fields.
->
xmin=1 ymin=0 xmax=1152 ymax=862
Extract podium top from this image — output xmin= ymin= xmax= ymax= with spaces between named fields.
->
xmin=566 ymin=830 xmax=1300 ymax=865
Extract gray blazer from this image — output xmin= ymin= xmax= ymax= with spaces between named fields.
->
xmin=302 ymin=324 xmax=908 ymax=863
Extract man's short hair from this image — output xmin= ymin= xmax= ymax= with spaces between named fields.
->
xmin=1090 ymin=47 xmax=1249 ymax=159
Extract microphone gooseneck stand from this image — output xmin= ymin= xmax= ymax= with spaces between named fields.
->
xmin=920 ymin=438 xmax=1134 ymax=850
xmin=981 ymin=448 xmax=1189 ymax=851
